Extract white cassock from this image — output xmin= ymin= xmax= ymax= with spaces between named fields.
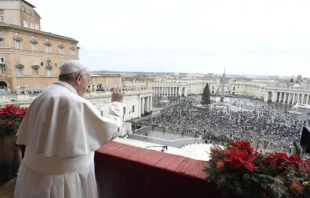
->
xmin=14 ymin=81 xmax=123 ymax=198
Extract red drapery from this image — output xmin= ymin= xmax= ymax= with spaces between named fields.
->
xmin=95 ymin=141 xmax=231 ymax=198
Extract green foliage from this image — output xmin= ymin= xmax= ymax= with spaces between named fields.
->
xmin=201 ymin=83 xmax=211 ymax=105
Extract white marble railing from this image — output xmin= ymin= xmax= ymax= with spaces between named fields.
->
xmin=85 ymin=89 xmax=153 ymax=98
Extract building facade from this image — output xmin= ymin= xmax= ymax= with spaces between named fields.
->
xmin=0 ymin=0 xmax=79 ymax=93
xmin=90 ymin=74 xmax=122 ymax=91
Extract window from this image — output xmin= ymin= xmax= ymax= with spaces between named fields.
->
xmin=30 ymin=23 xmax=34 ymax=29
xmin=40 ymin=62 xmax=44 ymax=67
xmin=123 ymin=107 xmax=126 ymax=115
xmin=132 ymin=105 xmax=135 ymax=113
xmin=1 ymin=66 xmax=5 ymax=75
xmin=0 ymin=16 xmax=4 ymax=23
xmin=31 ymin=43 xmax=38 ymax=51
xmin=33 ymin=68 xmax=38 ymax=75
xmin=28 ymin=10 xmax=32 ymax=15
xmin=22 ymin=7 xmax=25 ymax=12
xmin=0 ymin=39 xmax=4 ymax=47
xmin=23 ymin=20 xmax=27 ymax=27
xmin=45 ymin=46 xmax=51 ymax=53
xmin=15 ymin=40 xmax=22 ymax=49
xmin=71 ymin=49 xmax=76 ymax=56
xmin=17 ymin=68 xmax=23 ymax=76
xmin=47 ymin=68 xmax=51 ymax=76
xmin=0 ymin=57 xmax=4 ymax=63
xmin=59 ymin=48 xmax=64 ymax=54
xmin=35 ymin=24 xmax=39 ymax=30
xmin=54 ymin=63 xmax=57 ymax=67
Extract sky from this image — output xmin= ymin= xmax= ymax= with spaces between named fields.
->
xmin=28 ymin=0 xmax=310 ymax=77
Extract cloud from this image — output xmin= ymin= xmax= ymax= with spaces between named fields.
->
xmin=29 ymin=0 xmax=310 ymax=77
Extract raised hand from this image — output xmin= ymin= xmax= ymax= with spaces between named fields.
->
xmin=111 ymin=88 xmax=124 ymax=103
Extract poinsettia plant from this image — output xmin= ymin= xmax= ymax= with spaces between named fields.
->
xmin=0 ymin=104 xmax=28 ymax=136
xmin=203 ymin=141 xmax=310 ymax=198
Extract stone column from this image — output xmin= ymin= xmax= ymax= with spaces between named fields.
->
xmin=149 ymin=96 xmax=152 ymax=111
xmin=138 ymin=97 xmax=141 ymax=116
xmin=141 ymin=97 xmax=144 ymax=115
xmin=146 ymin=96 xmax=149 ymax=112
xmin=280 ymin=92 xmax=283 ymax=102
xmin=307 ymin=95 xmax=310 ymax=105
xmin=272 ymin=91 xmax=275 ymax=102
xmin=297 ymin=94 xmax=300 ymax=104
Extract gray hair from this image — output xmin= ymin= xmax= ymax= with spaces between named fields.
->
xmin=59 ymin=68 xmax=90 ymax=82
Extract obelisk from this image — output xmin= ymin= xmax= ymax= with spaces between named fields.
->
xmin=220 ymin=69 xmax=225 ymax=102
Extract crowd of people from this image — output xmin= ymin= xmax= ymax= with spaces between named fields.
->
xmin=134 ymin=96 xmax=304 ymax=150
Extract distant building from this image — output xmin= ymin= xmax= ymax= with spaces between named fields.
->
xmin=297 ymin=75 xmax=302 ymax=82
xmin=90 ymin=74 xmax=121 ymax=91
xmin=0 ymin=0 xmax=79 ymax=93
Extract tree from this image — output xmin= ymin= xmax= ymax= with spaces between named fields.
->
xmin=201 ymin=83 xmax=211 ymax=105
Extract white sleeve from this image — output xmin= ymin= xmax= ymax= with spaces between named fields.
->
xmin=107 ymin=102 xmax=124 ymax=139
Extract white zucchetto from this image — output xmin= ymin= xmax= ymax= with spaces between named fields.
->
xmin=60 ymin=60 xmax=87 ymax=74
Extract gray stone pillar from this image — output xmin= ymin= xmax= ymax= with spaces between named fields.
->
xmin=141 ymin=97 xmax=144 ymax=115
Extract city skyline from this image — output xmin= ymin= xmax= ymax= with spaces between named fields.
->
xmin=29 ymin=0 xmax=310 ymax=77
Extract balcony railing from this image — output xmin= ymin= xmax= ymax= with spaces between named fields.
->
xmin=94 ymin=141 xmax=232 ymax=198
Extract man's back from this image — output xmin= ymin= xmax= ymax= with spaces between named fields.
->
xmin=14 ymin=60 xmax=124 ymax=198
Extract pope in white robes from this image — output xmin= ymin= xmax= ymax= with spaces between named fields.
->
xmin=14 ymin=60 xmax=124 ymax=198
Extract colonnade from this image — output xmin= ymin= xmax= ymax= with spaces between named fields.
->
xmin=139 ymin=95 xmax=152 ymax=116
xmin=152 ymin=86 xmax=187 ymax=97
xmin=267 ymin=90 xmax=310 ymax=105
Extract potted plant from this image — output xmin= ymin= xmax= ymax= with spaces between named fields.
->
xmin=0 ymin=104 xmax=28 ymax=181
xmin=204 ymin=141 xmax=310 ymax=198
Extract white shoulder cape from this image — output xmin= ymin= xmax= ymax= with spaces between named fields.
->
xmin=16 ymin=81 xmax=123 ymax=158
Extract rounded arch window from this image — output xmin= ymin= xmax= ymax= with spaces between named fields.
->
xmin=54 ymin=63 xmax=58 ymax=67
xmin=40 ymin=62 xmax=44 ymax=67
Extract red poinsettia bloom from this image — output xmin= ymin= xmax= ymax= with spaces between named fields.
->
xmin=263 ymin=152 xmax=304 ymax=171
xmin=224 ymin=147 xmax=257 ymax=172
xmin=288 ymin=154 xmax=302 ymax=164
xmin=0 ymin=104 xmax=28 ymax=136
xmin=230 ymin=141 xmax=254 ymax=154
